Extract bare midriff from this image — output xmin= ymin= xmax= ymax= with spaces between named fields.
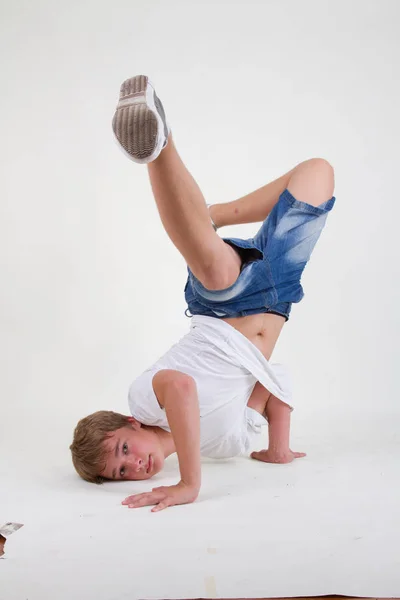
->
xmin=221 ymin=312 xmax=286 ymax=362
xmin=220 ymin=312 xmax=286 ymax=414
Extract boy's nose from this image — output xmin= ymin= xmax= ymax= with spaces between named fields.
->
xmin=134 ymin=457 xmax=144 ymax=472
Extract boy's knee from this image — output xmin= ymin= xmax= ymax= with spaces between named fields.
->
xmin=306 ymin=158 xmax=335 ymax=183
xmin=289 ymin=158 xmax=335 ymax=207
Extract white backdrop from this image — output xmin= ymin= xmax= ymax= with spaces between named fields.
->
xmin=1 ymin=1 xmax=399 ymax=598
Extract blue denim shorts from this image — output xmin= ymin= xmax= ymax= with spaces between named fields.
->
xmin=184 ymin=188 xmax=336 ymax=321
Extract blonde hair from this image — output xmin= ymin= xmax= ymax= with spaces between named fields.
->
xmin=70 ymin=410 xmax=130 ymax=483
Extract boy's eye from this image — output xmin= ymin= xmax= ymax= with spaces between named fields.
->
xmin=123 ymin=443 xmax=128 ymax=455
xmin=120 ymin=466 xmax=125 ymax=478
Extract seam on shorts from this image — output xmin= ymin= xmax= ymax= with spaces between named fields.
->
xmin=260 ymin=254 xmax=278 ymax=307
xmin=281 ymin=188 xmax=336 ymax=216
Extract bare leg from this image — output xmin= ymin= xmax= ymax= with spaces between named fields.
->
xmin=286 ymin=158 xmax=335 ymax=206
xmin=147 ymin=134 xmax=242 ymax=290
xmin=209 ymin=158 xmax=334 ymax=228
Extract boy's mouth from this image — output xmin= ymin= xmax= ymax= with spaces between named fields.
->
xmin=146 ymin=455 xmax=152 ymax=474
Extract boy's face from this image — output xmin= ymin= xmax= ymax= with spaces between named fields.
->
xmin=100 ymin=418 xmax=165 ymax=481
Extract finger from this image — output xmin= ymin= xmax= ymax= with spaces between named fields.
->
xmin=122 ymin=493 xmax=149 ymax=505
xmin=128 ymin=496 xmax=155 ymax=509
xmin=122 ymin=494 xmax=143 ymax=505
xmin=123 ymin=489 xmax=166 ymax=505
xmin=294 ymin=452 xmax=307 ymax=459
xmin=127 ymin=492 xmax=165 ymax=508
xmin=151 ymin=500 xmax=171 ymax=513
xmin=251 ymin=451 xmax=267 ymax=461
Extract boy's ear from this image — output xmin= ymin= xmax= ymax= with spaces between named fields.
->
xmin=127 ymin=416 xmax=142 ymax=429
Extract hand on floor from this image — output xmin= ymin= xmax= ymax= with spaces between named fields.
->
xmin=122 ymin=480 xmax=200 ymax=512
xmin=251 ymin=449 xmax=306 ymax=464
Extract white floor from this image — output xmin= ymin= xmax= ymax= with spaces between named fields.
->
xmin=1 ymin=414 xmax=399 ymax=600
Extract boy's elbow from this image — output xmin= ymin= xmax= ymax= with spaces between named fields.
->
xmin=166 ymin=376 xmax=197 ymax=402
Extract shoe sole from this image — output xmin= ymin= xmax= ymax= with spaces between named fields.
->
xmin=112 ymin=75 xmax=168 ymax=164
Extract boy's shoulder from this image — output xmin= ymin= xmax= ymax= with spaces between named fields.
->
xmin=128 ymin=368 xmax=169 ymax=427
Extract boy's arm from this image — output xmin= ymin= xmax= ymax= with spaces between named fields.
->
xmin=251 ymin=394 xmax=306 ymax=464
xmin=266 ymin=395 xmax=292 ymax=454
xmin=154 ymin=370 xmax=201 ymax=490
xmin=123 ymin=370 xmax=201 ymax=512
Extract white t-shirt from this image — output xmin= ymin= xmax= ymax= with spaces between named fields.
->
xmin=128 ymin=315 xmax=293 ymax=459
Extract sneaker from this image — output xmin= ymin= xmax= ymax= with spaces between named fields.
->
xmin=112 ymin=75 xmax=170 ymax=164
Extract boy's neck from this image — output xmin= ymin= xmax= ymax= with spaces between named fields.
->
xmin=144 ymin=425 xmax=176 ymax=458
